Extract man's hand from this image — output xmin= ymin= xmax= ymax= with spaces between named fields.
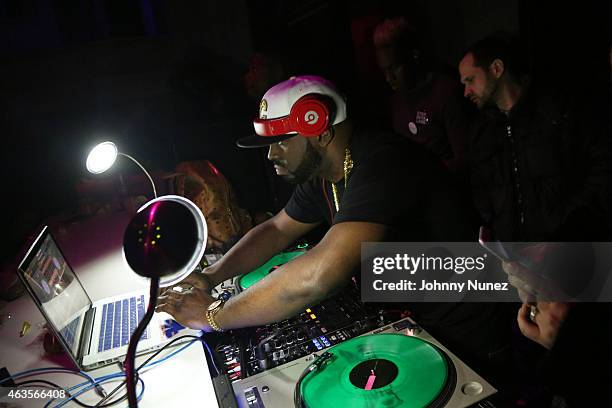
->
xmin=156 ymin=272 xmax=216 ymax=330
xmin=517 ymin=302 xmax=571 ymax=350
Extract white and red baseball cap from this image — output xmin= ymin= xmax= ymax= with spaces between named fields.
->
xmin=237 ymin=75 xmax=347 ymax=148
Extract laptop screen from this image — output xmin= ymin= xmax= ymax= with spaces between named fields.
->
xmin=17 ymin=226 xmax=92 ymax=357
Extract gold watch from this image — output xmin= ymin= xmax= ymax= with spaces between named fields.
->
xmin=205 ymin=299 xmax=225 ymax=332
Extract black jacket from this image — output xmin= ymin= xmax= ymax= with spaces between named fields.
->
xmin=467 ymin=83 xmax=611 ymax=241
xmin=538 ymin=303 xmax=612 ymax=406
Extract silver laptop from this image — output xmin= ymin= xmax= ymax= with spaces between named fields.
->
xmin=17 ymin=225 xmax=196 ymax=370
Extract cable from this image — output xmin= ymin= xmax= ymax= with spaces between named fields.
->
xmin=0 ymin=367 xmax=98 ymax=390
xmin=59 ymin=373 xmax=143 ymax=408
xmin=14 ymin=379 xmax=91 ymax=408
xmin=11 ymin=334 xmax=201 ymax=408
xmin=92 ymin=380 xmax=126 ymax=408
xmin=136 ymin=334 xmax=202 ymax=371
xmin=96 ymin=337 xmax=200 ymax=406
xmin=90 ymin=376 xmax=131 ymax=408
xmin=139 ymin=340 xmax=198 ymax=372
xmin=43 ymin=373 xmax=127 ymax=408
xmin=202 ymin=338 xmax=221 ymax=376
xmin=91 ymin=336 xmax=202 ymax=408
xmin=45 ymin=338 xmax=189 ymax=408
xmin=1 ymin=367 xmax=106 ymax=400
xmin=88 ymin=337 xmax=198 ymax=408
xmin=79 ymin=373 xmax=135 ymax=408
xmin=92 ymin=375 xmax=139 ymax=408
xmin=15 ymin=379 xmax=66 ymax=389
xmin=54 ymin=374 xmax=145 ymax=408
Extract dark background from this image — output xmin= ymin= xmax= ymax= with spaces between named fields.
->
xmin=1 ymin=0 xmax=610 ymax=265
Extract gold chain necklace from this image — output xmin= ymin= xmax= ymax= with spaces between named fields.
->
xmin=331 ymin=147 xmax=353 ymax=212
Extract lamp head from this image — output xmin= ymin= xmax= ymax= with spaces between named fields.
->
xmin=86 ymin=141 xmax=118 ymax=174
xmin=123 ymin=195 xmax=207 ymax=287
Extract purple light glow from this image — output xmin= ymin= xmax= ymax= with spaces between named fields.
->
xmin=143 ymin=202 xmax=161 ymax=252
xmin=148 ymin=202 xmax=160 ymax=225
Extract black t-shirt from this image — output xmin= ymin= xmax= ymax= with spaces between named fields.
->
xmin=284 ymin=128 xmax=513 ymax=374
xmin=285 ymin=127 xmax=476 ymax=241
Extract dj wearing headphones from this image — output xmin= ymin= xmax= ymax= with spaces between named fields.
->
xmin=156 ymin=75 xmax=512 ymax=378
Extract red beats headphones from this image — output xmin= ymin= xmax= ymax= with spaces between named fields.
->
xmin=253 ymin=94 xmax=335 ymax=138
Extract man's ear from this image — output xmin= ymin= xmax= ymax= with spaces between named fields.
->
xmin=316 ymin=127 xmax=334 ymax=147
xmin=489 ymin=58 xmax=505 ymax=79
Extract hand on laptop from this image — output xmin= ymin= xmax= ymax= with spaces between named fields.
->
xmin=156 ymin=273 xmax=216 ymax=331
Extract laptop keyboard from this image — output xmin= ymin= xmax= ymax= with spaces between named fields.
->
xmin=98 ymin=295 xmax=149 ymax=352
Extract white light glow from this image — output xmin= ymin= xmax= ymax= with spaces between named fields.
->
xmin=86 ymin=141 xmax=118 ymax=174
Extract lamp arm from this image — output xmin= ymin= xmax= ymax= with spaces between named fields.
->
xmin=119 ymin=152 xmax=158 ymax=198
xmin=124 ymin=276 xmax=159 ymax=407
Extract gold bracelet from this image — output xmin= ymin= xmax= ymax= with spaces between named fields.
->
xmin=205 ymin=308 xmax=224 ymax=332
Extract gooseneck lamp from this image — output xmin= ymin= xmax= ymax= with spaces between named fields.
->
xmin=122 ymin=195 xmax=207 ymax=407
xmin=85 ymin=143 xmax=207 ymax=407
xmin=86 ymin=141 xmax=158 ymax=198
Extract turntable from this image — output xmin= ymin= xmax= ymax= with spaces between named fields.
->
xmin=297 ymin=334 xmax=456 ymax=407
xmin=231 ymin=318 xmax=495 ymax=408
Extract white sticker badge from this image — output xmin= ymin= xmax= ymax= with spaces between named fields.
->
xmin=408 ymin=121 xmax=418 ymax=135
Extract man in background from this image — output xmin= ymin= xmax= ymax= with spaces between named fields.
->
xmin=374 ymin=17 xmax=471 ymax=173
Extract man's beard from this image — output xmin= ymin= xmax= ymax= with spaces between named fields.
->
xmin=278 ymin=143 xmax=322 ymax=185
xmin=477 ymin=74 xmax=500 ymax=109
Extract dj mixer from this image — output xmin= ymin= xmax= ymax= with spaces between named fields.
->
xmin=212 ymin=284 xmax=407 ymax=381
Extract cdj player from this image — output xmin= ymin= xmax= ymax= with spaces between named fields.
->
xmin=200 ymin=249 xmax=496 ymax=408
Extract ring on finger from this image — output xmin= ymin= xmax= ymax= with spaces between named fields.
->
xmin=171 ymin=285 xmax=195 ymax=294
xmin=529 ymin=305 xmax=538 ymax=323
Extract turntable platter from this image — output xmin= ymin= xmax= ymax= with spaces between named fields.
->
xmin=301 ymin=334 xmax=454 ymax=408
